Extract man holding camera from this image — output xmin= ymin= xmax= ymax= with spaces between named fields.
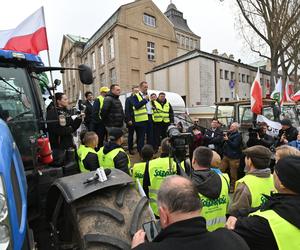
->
xmin=246 ymin=122 xmax=274 ymax=149
xmin=276 ymin=119 xmax=298 ymax=147
xmin=220 ymin=122 xmax=243 ymax=193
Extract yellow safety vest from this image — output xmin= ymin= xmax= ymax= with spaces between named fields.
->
xmin=250 ymin=209 xmax=300 ymax=250
xmin=97 ymin=95 xmax=104 ymax=118
xmin=133 ymin=94 xmax=148 ymax=122
xmin=132 ymin=162 xmax=147 ymax=189
xmin=79 ymin=146 xmax=98 ymax=173
xmin=236 ymin=174 xmax=274 ymax=207
xmin=77 ymin=144 xmax=86 ymax=163
xmin=98 ymin=146 xmax=131 ymax=170
xmin=199 ymin=173 xmax=230 ymax=232
xmin=152 ymin=100 xmax=170 ymax=123
xmin=148 ymin=157 xmax=177 ymax=216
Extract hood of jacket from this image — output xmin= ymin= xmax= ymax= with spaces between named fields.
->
xmin=103 ymin=141 xmax=122 ymax=154
xmin=261 ymin=193 xmax=300 ymax=229
xmin=192 ymin=170 xmax=223 ymax=199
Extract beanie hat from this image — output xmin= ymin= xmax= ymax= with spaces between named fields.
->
xmin=280 ymin=119 xmax=292 ymax=126
xmin=275 ymin=156 xmax=300 ymax=194
xmin=243 ymin=145 xmax=272 ymax=169
xmin=108 ymin=127 xmax=123 ymax=141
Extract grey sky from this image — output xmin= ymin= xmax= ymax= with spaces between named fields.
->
xmin=1 ymin=0 xmax=259 ymax=80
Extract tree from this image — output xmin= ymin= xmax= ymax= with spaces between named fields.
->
xmin=234 ymin=0 xmax=300 ymax=88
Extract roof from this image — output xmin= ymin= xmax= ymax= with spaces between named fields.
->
xmin=164 ymin=3 xmax=197 ymax=36
xmin=146 ymin=49 xmax=271 ymax=75
xmin=215 ymin=99 xmax=276 ymax=106
xmin=65 ymin=34 xmax=89 ymax=44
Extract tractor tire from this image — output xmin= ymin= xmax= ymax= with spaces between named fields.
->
xmin=70 ymin=183 xmax=152 ymax=250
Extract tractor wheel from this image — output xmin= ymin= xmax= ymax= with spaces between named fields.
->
xmin=69 ymin=183 xmax=152 ymax=250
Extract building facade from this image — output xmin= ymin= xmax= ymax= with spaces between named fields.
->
xmin=145 ymin=50 xmax=271 ymax=108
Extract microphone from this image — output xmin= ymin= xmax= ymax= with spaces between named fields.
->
xmin=83 ymin=168 xmax=111 ymax=184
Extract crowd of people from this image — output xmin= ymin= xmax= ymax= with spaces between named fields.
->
xmin=45 ymin=82 xmax=300 ymax=250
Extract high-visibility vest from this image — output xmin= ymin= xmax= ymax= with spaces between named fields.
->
xmin=133 ymin=94 xmax=148 ymax=122
xmin=98 ymin=146 xmax=131 ymax=169
xmin=152 ymin=100 xmax=170 ymax=123
xmin=97 ymin=95 xmax=104 ymax=118
xmin=132 ymin=162 xmax=147 ymax=189
xmin=199 ymin=173 xmax=230 ymax=232
xmin=250 ymin=209 xmax=300 ymax=250
xmin=148 ymin=157 xmax=177 ymax=216
xmin=79 ymin=146 xmax=98 ymax=173
xmin=77 ymin=144 xmax=86 ymax=163
xmin=236 ymin=174 xmax=274 ymax=207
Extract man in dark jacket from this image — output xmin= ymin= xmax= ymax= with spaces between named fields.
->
xmin=247 ymin=122 xmax=275 ymax=148
xmin=131 ymin=176 xmax=249 ymax=250
xmin=101 ymin=84 xmax=124 ymax=128
xmin=98 ymin=127 xmax=130 ymax=174
xmin=276 ymin=119 xmax=298 ymax=147
xmin=83 ymin=91 xmax=94 ymax=131
xmin=125 ymin=86 xmax=139 ymax=154
xmin=204 ymin=119 xmax=224 ymax=156
xmin=221 ymin=122 xmax=243 ymax=192
xmin=226 ymin=156 xmax=300 ymax=250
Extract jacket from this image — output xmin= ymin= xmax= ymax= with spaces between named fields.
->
xmin=288 ymin=140 xmax=300 ymax=150
xmin=223 ymin=131 xmax=243 ymax=159
xmin=276 ymin=126 xmax=298 ymax=146
xmin=153 ymin=99 xmax=174 ymax=124
xmin=228 ymin=168 xmax=272 ymax=215
xmin=46 ymin=106 xmax=82 ymax=150
xmin=83 ymin=100 xmax=93 ymax=129
xmin=133 ymin=217 xmax=249 ymax=250
xmin=125 ymin=95 xmax=135 ymax=124
xmin=82 ymin=152 xmax=99 ymax=171
xmin=247 ymin=133 xmax=275 ymax=149
xmin=234 ymin=193 xmax=300 ymax=250
xmin=204 ymin=127 xmax=224 ymax=155
xmin=100 ymin=91 xmax=124 ymax=128
xmin=101 ymin=141 xmax=129 ymax=174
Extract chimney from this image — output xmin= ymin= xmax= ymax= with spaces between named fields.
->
xmin=229 ymin=54 xmax=234 ymax=60
xmin=212 ymin=49 xmax=218 ymax=55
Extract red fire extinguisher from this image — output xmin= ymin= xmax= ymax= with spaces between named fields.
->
xmin=37 ymin=136 xmax=53 ymax=164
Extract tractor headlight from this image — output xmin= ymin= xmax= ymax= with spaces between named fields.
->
xmin=0 ymin=177 xmax=10 ymax=249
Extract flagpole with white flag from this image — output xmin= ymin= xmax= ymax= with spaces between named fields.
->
xmin=250 ymin=68 xmax=263 ymax=115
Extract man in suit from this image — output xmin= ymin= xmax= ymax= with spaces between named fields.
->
xmin=83 ymin=91 xmax=94 ymax=131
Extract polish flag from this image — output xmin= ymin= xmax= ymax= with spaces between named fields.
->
xmin=0 ymin=7 xmax=48 ymax=55
xmin=282 ymin=78 xmax=294 ymax=103
xmin=250 ymin=68 xmax=263 ymax=115
xmin=292 ymin=90 xmax=300 ymax=102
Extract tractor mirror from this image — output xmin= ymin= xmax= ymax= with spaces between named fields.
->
xmin=78 ymin=64 xmax=93 ymax=85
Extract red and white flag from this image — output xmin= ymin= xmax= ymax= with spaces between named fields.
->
xmin=0 ymin=7 xmax=48 ymax=55
xmin=292 ymin=90 xmax=300 ymax=102
xmin=250 ymin=68 xmax=263 ymax=114
xmin=282 ymin=78 xmax=294 ymax=103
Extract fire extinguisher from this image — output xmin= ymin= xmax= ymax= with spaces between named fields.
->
xmin=37 ymin=136 xmax=53 ymax=164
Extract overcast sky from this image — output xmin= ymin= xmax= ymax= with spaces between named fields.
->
xmin=1 ymin=0 xmax=260 ymax=80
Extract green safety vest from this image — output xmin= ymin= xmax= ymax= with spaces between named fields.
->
xmin=133 ymin=93 xmax=148 ymax=122
xmin=97 ymin=95 xmax=104 ymax=118
xmin=199 ymin=173 xmax=230 ymax=232
xmin=79 ymin=146 xmax=98 ymax=173
xmin=132 ymin=162 xmax=147 ymax=189
xmin=98 ymin=146 xmax=131 ymax=169
xmin=148 ymin=157 xmax=177 ymax=216
xmin=152 ymin=100 xmax=170 ymax=123
xmin=236 ymin=174 xmax=274 ymax=207
xmin=250 ymin=209 xmax=300 ymax=250
xmin=77 ymin=144 xmax=86 ymax=162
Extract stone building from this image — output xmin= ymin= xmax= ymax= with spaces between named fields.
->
xmin=59 ymin=0 xmax=201 ymax=103
xmin=145 ymin=49 xmax=271 ymax=108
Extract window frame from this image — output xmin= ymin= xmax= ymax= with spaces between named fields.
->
xmin=147 ymin=41 xmax=155 ymax=61
xmin=143 ymin=13 xmax=156 ymax=27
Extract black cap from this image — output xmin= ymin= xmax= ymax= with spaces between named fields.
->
xmin=280 ymin=119 xmax=292 ymax=126
xmin=108 ymin=127 xmax=124 ymax=141
xmin=243 ymin=145 xmax=272 ymax=169
xmin=275 ymin=156 xmax=300 ymax=194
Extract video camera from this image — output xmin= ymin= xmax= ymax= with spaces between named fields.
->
xmin=248 ymin=127 xmax=260 ymax=138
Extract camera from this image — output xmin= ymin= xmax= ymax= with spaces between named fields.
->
xmin=248 ymin=127 xmax=260 ymax=138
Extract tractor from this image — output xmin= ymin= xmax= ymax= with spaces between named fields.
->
xmin=0 ymin=50 xmax=151 ymax=250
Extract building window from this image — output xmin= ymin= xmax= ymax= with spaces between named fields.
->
xmin=220 ymin=69 xmax=223 ymax=79
xmin=231 ymin=72 xmax=235 ymax=80
xmin=190 ymin=39 xmax=194 ymax=49
xmin=108 ymin=36 xmax=115 ymax=60
xmin=247 ymin=75 xmax=250 ymax=83
xmin=100 ymin=73 xmax=105 ymax=84
xmin=176 ymin=33 xmax=180 ymax=42
xmin=99 ymin=45 xmax=104 ymax=65
xmin=147 ymin=41 xmax=155 ymax=61
xmin=181 ymin=36 xmax=185 ymax=47
xmin=143 ymin=14 xmax=156 ymax=27
xmin=225 ymin=70 xmax=229 ymax=80
xmin=185 ymin=37 xmax=189 ymax=49
xmin=91 ymin=52 xmax=96 ymax=70
xmin=242 ymin=74 xmax=245 ymax=83
xmin=109 ymin=68 xmax=116 ymax=84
